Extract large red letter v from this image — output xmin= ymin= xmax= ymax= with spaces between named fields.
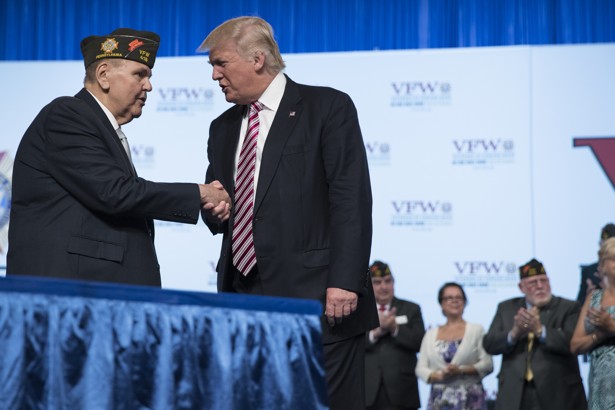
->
xmin=574 ymin=137 xmax=615 ymax=190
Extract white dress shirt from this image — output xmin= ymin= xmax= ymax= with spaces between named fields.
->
xmin=233 ymin=72 xmax=287 ymax=199
xmin=86 ymin=90 xmax=131 ymax=159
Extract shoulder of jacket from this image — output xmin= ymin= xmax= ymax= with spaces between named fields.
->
xmin=552 ymin=295 xmax=577 ymax=307
xmin=41 ymin=95 xmax=92 ymax=121
xmin=394 ymin=297 xmax=420 ymax=309
xmin=500 ymin=297 xmax=524 ymax=308
xmin=294 ymin=81 xmax=348 ymax=101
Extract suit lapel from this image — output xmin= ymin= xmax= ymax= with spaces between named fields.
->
xmin=75 ymin=88 xmax=136 ymax=176
xmin=537 ymin=297 xmax=555 ymax=325
xmin=254 ymin=77 xmax=302 ymax=215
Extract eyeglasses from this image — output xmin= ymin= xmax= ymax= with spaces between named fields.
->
xmin=441 ymin=296 xmax=464 ymax=303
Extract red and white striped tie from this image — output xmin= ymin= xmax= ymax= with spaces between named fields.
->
xmin=232 ymin=101 xmax=264 ymax=275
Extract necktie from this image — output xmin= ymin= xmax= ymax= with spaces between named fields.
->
xmin=117 ymin=127 xmax=134 ymax=164
xmin=525 ymin=331 xmax=535 ymax=381
xmin=232 ymin=101 xmax=264 ymax=275
xmin=378 ymin=304 xmax=386 ymax=312
xmin=525 ymin=307 xmax=540 ymax=382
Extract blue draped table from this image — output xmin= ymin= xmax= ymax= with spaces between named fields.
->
xmin=0 ymin=276 xmax=328 ymax=410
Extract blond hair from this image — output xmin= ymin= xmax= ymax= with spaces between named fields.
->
xmin=599 ymin=237 xmax=615 ymax=265
xmin=198 ymin=16 xmax=285 ymax=74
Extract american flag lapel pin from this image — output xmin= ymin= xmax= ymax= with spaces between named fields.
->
xmin=289 ymin=111 xmax=296 ymax=117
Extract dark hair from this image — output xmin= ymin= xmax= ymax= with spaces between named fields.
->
xmin=437 ymin=282 xmax=467 ymax=304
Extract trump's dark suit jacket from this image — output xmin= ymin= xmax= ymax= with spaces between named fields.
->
xmin=365 ymin=298 xmax=425 ymax=409
xmin=7 ymin=88 xmax=200 ymax=286
xmin=205 ymin=76 xmax=379 ymax=343
xmin=482 ymin=296 xmax=587 ymax=410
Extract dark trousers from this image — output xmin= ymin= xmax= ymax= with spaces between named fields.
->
xmin=520 ymin=381 xmax=542 ymax=410
xmin=232 ymin=266 xmax=367 ymax=410
xmin=323 ymin=334 xmax=367 ymax=410
xmin=367 ymin=381 xmax=417 ymax=410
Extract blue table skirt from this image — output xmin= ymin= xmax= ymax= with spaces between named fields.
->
xmin=0 ymin=276 xmax=328 ymax=410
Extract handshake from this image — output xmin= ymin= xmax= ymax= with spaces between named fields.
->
xmin=198 ymin=180 xmax=232 ymax=223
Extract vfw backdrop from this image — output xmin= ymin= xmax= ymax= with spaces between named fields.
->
xmin=1 ymin=43 xmax=614 ymax=404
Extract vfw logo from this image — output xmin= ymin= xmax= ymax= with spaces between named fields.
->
xmin=454 ymin=261 xmax=517 ymax=275
xmin=454 ymin=261 xmax=518 ymax=290
xmin=365 ymin=141 xmax=390 ymax=166
xmin=390 ymin=81 xmax=451 ymax=109
xmin=452 ymin=139 xmax=515 ymax=166
xmin=156 ymin=87 xmax=214 ymax=113
xmin=130 ymin=144 xmax=155 ymax=166
xmin=390 ymin=200 xmax=452 ymax=227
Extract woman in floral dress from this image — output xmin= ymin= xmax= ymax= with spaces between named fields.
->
xmin=571 ymin=237 xmax=615 ymax=410
xmin=416 ymin=282 xmax=493 ymax=410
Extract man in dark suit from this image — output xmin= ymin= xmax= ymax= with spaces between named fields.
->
xmin=577 ymin=223 xmax=615 ymax=304
xmin=365 ymin=261 xmax=425 ymax=410
xmin=483 ymin=259 xmax=587 ymax=410
xmin=199 ymin=16 xmax=378 ymax=410
xmin=7 ymin=28 xmax=230 ymax=287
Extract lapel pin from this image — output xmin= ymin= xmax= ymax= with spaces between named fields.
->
xmin=289 ymin=111 xmax=296 ymax=117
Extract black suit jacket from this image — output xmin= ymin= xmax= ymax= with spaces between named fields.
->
xmin=205 ymin=76 xmax=378 ymax=343
xmin=364 ymin=298 xmax=425 ymax=408
xmin=482 ymin=296 xmax=587 ymax=410
xmin=577 ymin=261 xmax=600 ymax=304
xmin=7 ymin=88 xmax=200 ymax=286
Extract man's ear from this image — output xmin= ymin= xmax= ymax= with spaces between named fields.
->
xmin=253 ymin=50 xmax=265 ymax=72
xmin=96 ymin=61 xmax=112 ymax=91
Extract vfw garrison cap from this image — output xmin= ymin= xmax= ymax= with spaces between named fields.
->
xmin=80 ymin=28 xmax=160 ymax=69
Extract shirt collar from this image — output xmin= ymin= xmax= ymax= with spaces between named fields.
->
xmin=254 ymin=72 xmax=286 ymax=112
xmin=87 ymin=89 xmax=120 ymax=131
xmin=377 ymin=301 xmax=392 ymax=309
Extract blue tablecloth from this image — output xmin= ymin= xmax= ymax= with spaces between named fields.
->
xmin=0 ymin=276 xmax=328 ymax=410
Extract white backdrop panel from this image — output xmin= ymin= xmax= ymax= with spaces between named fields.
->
xmin=1 ymin=43 xmax=614 ymax=406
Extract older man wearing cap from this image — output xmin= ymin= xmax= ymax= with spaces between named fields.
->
xmin=483 ymin=259 xmax=587 ymax=410
xmin=577 ymin=223 xmax=615 ymax=305
xmin=365 ymin=261 xmax=425 ymax=410
xmin=7 ymin=28 xmax=231 ymax=286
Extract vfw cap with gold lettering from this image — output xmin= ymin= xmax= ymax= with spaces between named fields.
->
xmin=80 ymin=28 xmax=160 ymax=69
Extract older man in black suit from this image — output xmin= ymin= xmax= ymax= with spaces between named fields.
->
xmin=199 ymin=16 xmax=378 ymax=410
xmin=365 ymin=261 xmax=425 ymax=410
xmin=8 ymin=28 xmax=230 ymax=286
xmin=483 ymin=259 xmax=587 ymax=410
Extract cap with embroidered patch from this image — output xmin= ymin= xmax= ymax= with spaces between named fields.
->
xmin=80 ymin=28 xmax=160 ymax=69
xmin=370 ymin=261 xmax=392 ymax=278
xmin=519 ymin=258 xmax=546 ymax=279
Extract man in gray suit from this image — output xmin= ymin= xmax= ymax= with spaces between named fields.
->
xmin=483 ymin=259 xmax=587 ymax=410
xmin=365 ymin=261 xmax=425 ymax=410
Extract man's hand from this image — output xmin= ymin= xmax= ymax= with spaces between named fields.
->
xmin=325 ymin=287 xmax=358 ymax=327
xmin=511 ymin=307 xmax=534 ymax=341
xmin=199 ymin=181 xmax=231 ymax=222
xmin=379 ymin=307 xmax=398 ymax=334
